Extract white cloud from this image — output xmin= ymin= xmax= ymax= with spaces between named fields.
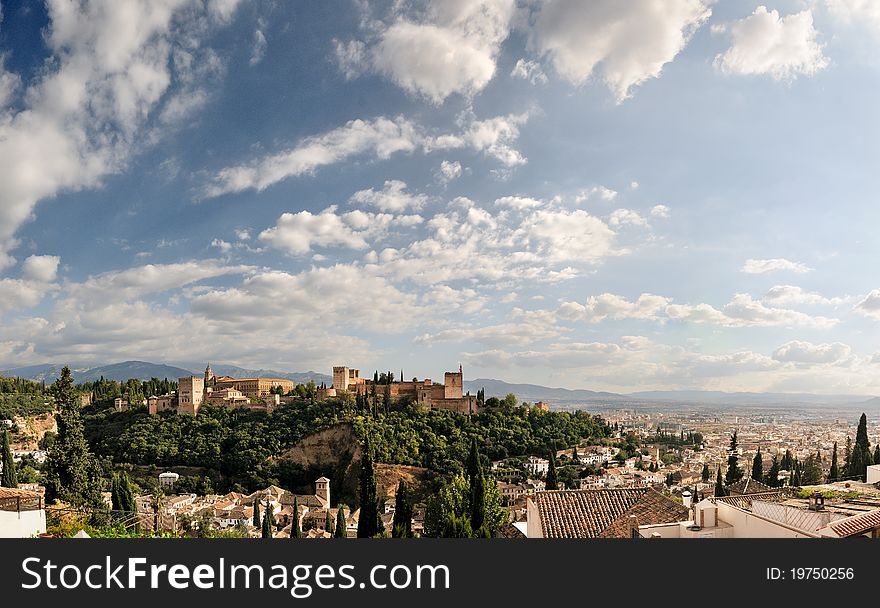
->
xmin=559 ymin=293 xmax=671 ymax=323
xmin=203 ymin=111 xmax=530 ymax=198
xmin=369 ymin=0 xmax=516 ymax=103
xmin=825 ymin=0 xmax=880 ymax=33
xmin=574 ymin=186 xmax=618 ymax=204
xmin=521 ymin=208 xmax=620 ymax=263
xmin=609 ymin=208 xmax=648 ymax=227
xmin=762 ymin=285 xmax=847 ymax=306
xmin=650 ymin=204 xmax=670 ymax=218
xmin=530 ymin=0 xmax=711 ymax=101
xmin=741 ymin=258 xmax=812 ymax=274
xmin=0 ymin=0 xmax=238 ymax=268
xmin=21 ymin=255 xmax=61 ymax=283
xmin=511 ymin=58 xmax=548 ymax=84
xmin=0 ymin=55 xmax=21 ymax=108
xmin=714 ymin=7 xmax=828 ymax=80
xmin=249 ymin=29 xmax=267 ymax=66
xmin=211 ymin=238 xmax=233 ymax=252
xmin=772 ymin=340 xmax=851 ymax=364
xmin=437 ymin=160 xmax=462 ymax=183
xmin=495 ymin=196 xmax=543 ymax=210
xmin=853 ymin=289 xmax=880 ymax=319
xmin=349 ymin=180 xmax=427 ymax=212
xmin=333 ymin=39 xmax=367 ymax=79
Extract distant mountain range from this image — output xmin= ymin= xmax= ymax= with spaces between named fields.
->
xmin=2 ymin=361 xmax=877 ymax=407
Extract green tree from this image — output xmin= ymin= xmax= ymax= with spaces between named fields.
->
xmin=874 ymin=445 xmax=880 ymax=468
xmin=842 ymin=436 xmax=852 ymax=477
xmin=110 ymin=471 xmax=135 ymax=512
xmin=334 ymin=505 xmax=347 ymax=538
xmin=714 ymin=466 xmax=727 ymax=497
xmin=766 ymin=455 xmax=780 ymax=487
xmin=701 ymin=463 xmax=710 ymax=483
xmin=849 ymin=413 xmax=872 ymax=482
xmin=801 ymin=453 xmax=822 ymax=486
xmin=392 ymin=480 xmax=413 ymax=538
xmin=253 ymin=498 xmax=261 ymax=529
xmin=781 ymin=449 xmax=794 ymax=472
xmin=724 ymin=431 xmax=743 ymax=485
xmin=325 ymin=510 xmax=334 ymax=536
xmin=1 ymin=429 xmax=17 ymax=488
xmin=357 ymin=435 xmax=382 ymax=538
xmin=424 ymin=473 xmax=506 ymax=538
xmin=545 ymin=449 xmax=559 ymax=490
xmin=44 ymin=367 xmax=103 ymax=507
xmin=261 ymin=500 xmax=274 ymax=538
xmin=291 ymin=497 xmax=301 ymax=538
xmin=827 ymin=442 xmax=839 ymax=482
xmin=751 ymin=448 xmax=763 ymax=482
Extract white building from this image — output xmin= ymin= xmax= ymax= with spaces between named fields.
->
xmin=525 ymin=456 xmax=549 ymax=476
xmin=0 ymin=487 xmax=46 ymax=538
xmin=867 ymin=464 xmax=880 ymax=485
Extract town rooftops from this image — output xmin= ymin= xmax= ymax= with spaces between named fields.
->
xmin=533 ymin=488 xmax=690 ymax=538
xmin=822 ymin=509 xmax=880 ymax=538
xmin=726 ymin=477 xmax=774 ymax=495
xmin=712 ymin=490 xmax=786 ymax=511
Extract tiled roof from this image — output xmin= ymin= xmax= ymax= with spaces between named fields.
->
xmin=712 ymin=490 xmax=785 ymax=510
xmin=827 ymin=509 xmax=880 ymax=538
xmin=726 ymin=477 xmax=774 ymax=495
xmin=0 ymin=487 xmax=42 ymax=499
xmin=534 ymin=488 xmax=689 ymax=538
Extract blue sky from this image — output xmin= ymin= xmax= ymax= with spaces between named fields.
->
xmin=2 ymin=0 xmax=880 ymax=393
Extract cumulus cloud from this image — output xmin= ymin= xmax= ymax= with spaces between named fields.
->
xmin=368 ymin=0 xmax=516 ymax=103
xmin=349 ymin=180 xmax=427 ymax=212
xmin=249 ymin=28 xmax=267 ymax=66
xmin=203 ymin=111 xmax=530 ymax=198
xmin=494 ymin=196 xmax=543 ymax=210
xmin=574 ymin=186 xmax=618 ymax=204
xmin=650 ymin=204 xmax=670 ymax=218
xmin=559 ymin=293 xmax=671 ymax=323
xmin=437 ymin=160 xmax=462 ymax=183
xmin=521 ymin=208 xmax=620 ymax=263
xmin=853 ymin=289 xmax=880 ymax=319
xmin=714 ymin=7 xmax=828 ymax=80
xmin=609 ymin=208 xmax=648 ymax=227
xmin=825 ymin=0 xmax=880 ymax=33
xmin=772 ymin=340 xmax=851 ymax=364
xmin=762 ymin=285 xmax=847 ymax=306
xmin=21 ymin=255 xmax=61 ymax=283
xmin=741 ymin=258 xmax=812 ymax=274
xmin=511 ymin=58 xmax=548 ymax=84
xmin=530 ymin=0 xmax=711 ymax=101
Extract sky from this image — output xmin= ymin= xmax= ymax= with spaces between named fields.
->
xmin=1 ymin=0 xmax=880 ymax=394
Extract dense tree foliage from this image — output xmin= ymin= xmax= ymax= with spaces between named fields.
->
xmin=724 ymin=431 xmax=743 ymax=485
xmin=828 ymin=442 xmax=839 ymax=482
xmin=44 ymin=367 xmax=103 ymax=508
xmin=357 ymin=435 xmax=382 ymax=538
xmin=110 ymin=471 xmax=136 ymax=512
xmin=391 ymin=480 xmax=413 ymax=538
xmin=751 ymin=448 xmax=762 ymax=482
xmin=1 ymin=429 xmax=17 ymax=487
xmin=848 ymin=413 xmax=872 ymax=482
xmin=423 ymin=472 xmax=506 ymax=538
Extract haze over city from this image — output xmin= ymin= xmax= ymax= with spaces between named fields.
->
xmin=2 ymin=0 xmax=880 ymax=394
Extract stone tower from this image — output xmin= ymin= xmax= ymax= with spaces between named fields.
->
xmin=204 ymin=363 xmax=214 ymax=387
xmin=315 ymin=476 xmax=331 ymax=506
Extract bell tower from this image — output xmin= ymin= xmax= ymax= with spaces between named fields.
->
xmin=205 ymin=363 xmax=214 ymax=387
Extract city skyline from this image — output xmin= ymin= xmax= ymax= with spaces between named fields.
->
xmin=3 ymin=1 xmax=880 ymax=393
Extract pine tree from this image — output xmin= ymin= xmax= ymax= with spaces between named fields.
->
xmin=253 ymin=498 xmax=261 ymax=529
xmin=751 ymin=448 xmax=763 ymax=482
xmin=545 ymin=449 xmax=559 ymax=490
xmin=828 ymin=442 xmax=840 ymax=482
xmin=849 ymin=413 xmax=872 ymax=481
xmin=292 ymin=497 xmax=301 ymax=538
xmin=701 ymin=463 xmax=710 ymax=483
xmin=44 ymin=367 xmax=102 ymax=507
xmin=1 ymin=429 xmax=17 ymax=488
xmin=392 ymin=480 xmax=413 ymax=538
xmin=714 ymin=466 xmax=727 ymax=497
xmin=357 ymin=435 xmax=382 ymax=537
xmin=724 ymin=431 xmax=743 ymax=485
xmin=335 ymin=505 xmax=347 ymax=538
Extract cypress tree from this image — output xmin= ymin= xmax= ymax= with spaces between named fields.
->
xmin=1 ymin=429 xmax=17 ymax=488
xmin=767 ymin=455 xmax=780 ymax=487
xmin=325 ymin=510 xmax=334 ymax=536
xmin=253 ymin=498 xmax=261 ymax=529
xmin=111 ymin=471 xmax=135 ymax=512
xmin=781 ymin=449 xmax=794 ymax=472
xmin=874 ymin=445 xmax=880 ymax=468
xmin=261 ymin=500 xmax=274 ymax=538
xmin=843 ymin=436 xmax=852 ymax=477
xmin=545 ymin=450 xmax=559 ymax=490
xmin=357 ymin=435 xmax=382 ymax=537
xmin=571 ymin=446 xmax=579 ymax=464
xmin=335 ymin=505 xmax=347 ymax=538
xmin=701 ymin=463 xmax=710 ymax=483
xmin=714 ymin=467 xmax=727 ymax=497
xmin=44 ymin=367 xmax=102 ymax=507
xmin=466 ymin=438 xmax=481 ymax=482
xmin=292 ymin=497 xmax=301 ymax=538
xmin=392 ymin=480 xmax=413 ymax=538
xmin=751 ymin=448 xmax=763 ymax=482
xmin=828 ymin=442 xmax=840 ymax=482
xmin=724 ymin=431 xmax=743 ymax=485
xmin=849 ymin=413 xmax=872 ymax=481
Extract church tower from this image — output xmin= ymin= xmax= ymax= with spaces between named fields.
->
xmin=204 ymin=363 xmax=214 ymax=387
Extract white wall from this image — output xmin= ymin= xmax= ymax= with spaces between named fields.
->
xmin=526 ymin=498 xmax=543 ymax=538
xmin=867 ymin=465 xmax=880 ymax=485
xmin=0 ymin=509 xmax=47 ymax=538
xmin=716 ymin=502 xmax=816 ymax=538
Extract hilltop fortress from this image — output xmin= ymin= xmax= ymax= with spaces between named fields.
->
xmin=319 ymin=365 xmax=478 ymax=414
